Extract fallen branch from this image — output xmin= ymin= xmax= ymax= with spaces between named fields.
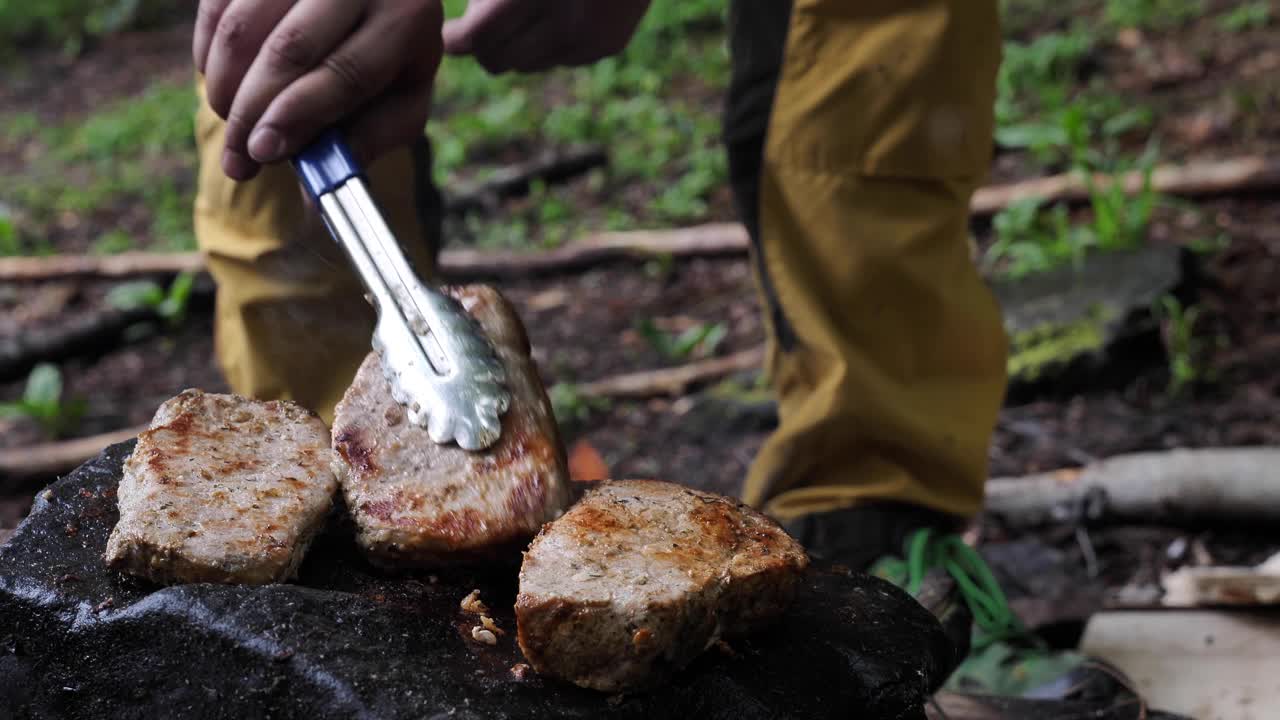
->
xmin=440 ymin=222 xmax=749 ymax=280
xmin=445 ymin=145 xmax=608 ymax=216
xmin=0 ymin=251 xmax=205 ymax=282
xmin=0 ymin=223 xmax=750 ymax=283
xmin=0 ymin=307 xmax=159 ymax=382
xmin=984 ymin=447 xmax=1280 ymax=529
xmin=1160 ymin=550 xmax=1280 ymax=607
xmin=0 ymin=425 xmax=143 ymax=492
xmin=575 ymin=346 xmax=764 ymax=400
xmin=971 ymin=156 xmax=1280 ymax=215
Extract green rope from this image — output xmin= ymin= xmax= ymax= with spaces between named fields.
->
xmin=874 ymin=528 xmax=1041 ymax=651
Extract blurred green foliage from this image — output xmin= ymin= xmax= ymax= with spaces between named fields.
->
xmin=433 ymin=0 xmax=730 ymax=246
xmin=0 ymin=81 xmax=197 ymax=254
xmin=0 ymin=363 xmax=85 ymax=439
xmin=0 ymin=0 xmax=174 ymax=56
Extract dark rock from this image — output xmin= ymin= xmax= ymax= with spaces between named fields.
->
xmin=994 ymin=245 xmax=1192 ymax=403
xmin=1 ymin=440 xmax=954 ymax=720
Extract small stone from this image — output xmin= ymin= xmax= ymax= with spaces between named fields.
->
xmin=470 ymin=627 xmax=498 ymax=646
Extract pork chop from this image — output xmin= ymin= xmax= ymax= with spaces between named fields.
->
xmin=104 ymin=389 xmax=338 ymax=585
xmin=514 ymin=479 xmax=809 ymax=692
xmin=331 ymin=284 xmax=572 ymax=568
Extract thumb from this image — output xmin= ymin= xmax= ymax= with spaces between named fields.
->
xmin=441 ymin=16 xmax=476 ymax=55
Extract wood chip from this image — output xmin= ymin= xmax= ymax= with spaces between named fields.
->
xmin=480 ymin=614 xmax=505 ymax=636
xmin=459 ymin=589 xmax=488 ymax=615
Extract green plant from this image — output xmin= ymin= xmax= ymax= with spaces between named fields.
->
xmin=91 ymin=229 xmax=136 ymax=255
xmin=1156 ymin=295 xmax=1215 ymax=396
xmin=428 ymin=0 xmax=730 ymax=248
xmin=1082 ymin=159 xmax=1159 ymax=252
xmin=549 ymin=382 xmax=611 ymax=427
xmin=106 ymin=271 xmax=196 ymax=326
xmin=0 ymin=215 xmax=17 ymax=256
xmin=996 ymin=28 xmax=1097 ymax=130
xmin=983 ymin=197 xmax=1095 ymax=279
xmin=0 ymin=79 xmax=198 ymax=257
xmin=1219 ymin=1 xmax=1271 ymax=31
xmin=636 ymin=319 xmax=728 ymax=360
xmin=0 ymin=0 xmax=172 ymax=56
xmin=1104 ymin=0 xmax=1207 ymax=29
xmin=0 ymin=363 xmax=85 ymax=438
xmin=998 ymin=89 xmax=1153 ymax=168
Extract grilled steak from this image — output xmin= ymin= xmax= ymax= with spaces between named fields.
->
xmin=104 ymin=389 xmax=338 ymax=585
xmin=332 ymin=284 xmax=572 ymax=568
xmin=514 ymin=480 xmax=809 ymax=692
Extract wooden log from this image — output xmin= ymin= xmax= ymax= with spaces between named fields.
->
xmin=439 ymin=222 xmax=750 ymax=280
xmin=970 ymin=156 xmax=1280 ymax=215
xmin=0 ymin=252 xmax=206 ymax=282
xmin=0 ymin=307 xmax=159 ymax=382
xmin=984 ymin=447 xmax=1280 ymax=529
xmin=0 ymin=425 xmax=144 ymax=493
xmin=444 ymin=145 xmax=608 ymax=216
xmin=0 ymin=223 xmax=751 ymax=283
xmin=575 ymin=346 xmax=764 ymax=400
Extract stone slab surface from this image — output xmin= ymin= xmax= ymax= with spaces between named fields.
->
xmin=0 ymin=440 xmax=952 ymax=720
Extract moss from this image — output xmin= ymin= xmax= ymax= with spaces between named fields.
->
xmin=1007 ymin=305 xmax=1119 ymax=381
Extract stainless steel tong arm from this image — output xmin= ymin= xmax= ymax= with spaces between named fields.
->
xmin=293 ymin=129 xmax=510 ymax=451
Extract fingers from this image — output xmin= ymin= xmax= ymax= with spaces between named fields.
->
xmin=344 ymin=72 xmax=435 ymax=164
xmin=249 ymin=1 xmax=443 ymax=166
xmin=473 ymin=14 xmax=566 ymax=74
xmin=202 ymin=0 xmax=296 ymax=119
xmin=221 ymin=0 xmax=366 ymax=179
xmin=442 ymin=0 xmax=536 ymax=63
xmin=193 ymin=0 xmax=233 ymax=73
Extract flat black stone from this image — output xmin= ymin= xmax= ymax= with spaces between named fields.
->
xmin=1 ymin=441 xmax=952 ymax=720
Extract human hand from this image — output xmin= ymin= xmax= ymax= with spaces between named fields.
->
xmin=441 ymin=0 xmax=651 ymax=74
xmin=194 ymin=0 xmax=444 ymax=181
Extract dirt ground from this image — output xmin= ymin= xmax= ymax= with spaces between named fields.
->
xmin=3 ymin=6 xmax=1280 ymax=614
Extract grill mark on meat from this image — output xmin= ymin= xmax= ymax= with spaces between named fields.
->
xmin=360 ymin=500 xmax=397 ymax=524
xmin=567 ymin=504 xmax=629 ymax=536
xmin=426 ymin=509 xmax=486 ymax=544
xmin=334 ymin=427 xmax=377 ymax=476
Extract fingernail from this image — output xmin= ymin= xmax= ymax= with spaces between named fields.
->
xmin=248 ymin=126 xmax=285 ymax=163
xmin=222 ymin=148 xmax=258 ymax=181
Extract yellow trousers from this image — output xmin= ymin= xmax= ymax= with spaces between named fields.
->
xmin=192 ymin=0 xmax=1007 ymax=521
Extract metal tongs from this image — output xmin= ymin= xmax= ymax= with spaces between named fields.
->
xmin=292 ymin=129 xmax=510 ymax=451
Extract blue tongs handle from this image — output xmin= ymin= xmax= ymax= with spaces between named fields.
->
xmin=292 ymin=128 xmax=362 ymax=201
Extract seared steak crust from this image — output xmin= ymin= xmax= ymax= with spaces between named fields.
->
xmin=332 ymin=285 xmax=572 ymax=568
xmin=515 ymin=480 xmax=809 ymax=692
xmin=104 ymin=389 xmax=338 ymax=585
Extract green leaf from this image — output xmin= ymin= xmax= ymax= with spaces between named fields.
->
xmin=947 ymin=637 xmax=1087 ymax=696
xmin=636 ymin=318 xmax=674 ymax=357
xmin=0 ymin=402 xmax=29 ymax=419
xmin=670 ymin=324 xmax=715 ymax=358
xmin=107 ymin=280 xmax=164 ymax=311
xmin=158 ymin=271 xmax=195 ymax=322
xmin=23 ymin=363 xmax=62 ymax=409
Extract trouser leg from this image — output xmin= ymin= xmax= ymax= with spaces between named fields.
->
xmin=725 ymin=0 xmax=1008 ymax=523
xmin=192 ymin=81 xmax=443 ymax=425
